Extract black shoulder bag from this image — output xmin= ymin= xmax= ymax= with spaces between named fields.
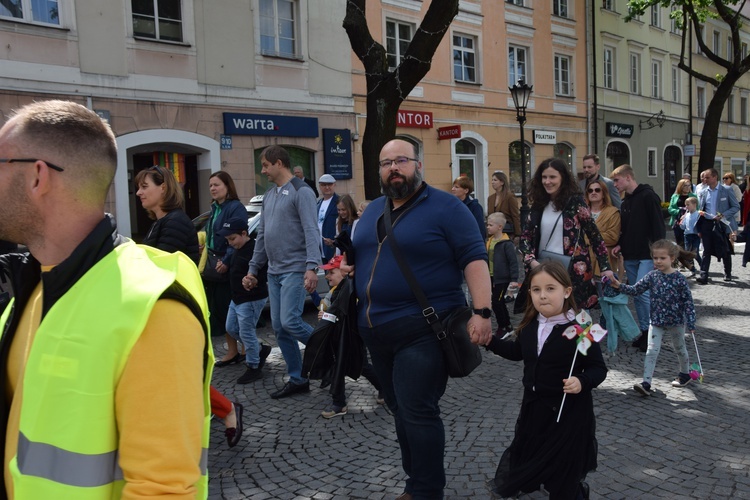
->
xmin=383 ymin=202 xmax=481 ymax=377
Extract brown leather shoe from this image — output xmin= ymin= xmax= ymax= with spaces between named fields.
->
xmin=395 ymin=494 xmax=413 ymax=500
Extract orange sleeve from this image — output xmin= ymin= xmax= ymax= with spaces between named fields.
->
xmin=116 ymin=299 xmax=206 ymax=499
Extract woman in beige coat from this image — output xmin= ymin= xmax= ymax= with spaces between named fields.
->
xmin=585 ymin=179 xmax=621 ymax=278
xmin=487 ymin=170 xmax=521 ymax=238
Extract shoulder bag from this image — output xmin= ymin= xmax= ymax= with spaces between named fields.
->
xmin=383 ymin=203 xmax=481 ymax=378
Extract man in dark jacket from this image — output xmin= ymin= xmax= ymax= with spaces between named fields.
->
xmin=317 ymin=174 xmax=339 ymax=261
xmin=611 ymin=164 xmax=666 ymax=348
xmin=293 ymin=166 xmax=318 ymax=197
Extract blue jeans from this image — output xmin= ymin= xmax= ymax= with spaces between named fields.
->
xmin=360 ymin=313 xmax=449 ymax=500
xmin=683 ymin=234 xmax=703 ymax=267
xmin=624 ymin=259 xmax=653 ymax=331
xmin=268 ymin=272 xmax=313 ymax=385
xmin=226 ymin=298 xmax=267 ymax=367
xmin=642 ymin=324 xmax=690 ymax=385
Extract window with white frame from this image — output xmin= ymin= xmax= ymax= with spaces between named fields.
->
xmin=697 ymin=87 xmax=705 ymax=117
xmin=386 ymin=19 xmax=414 ymax=70
xmin=713 ymin=31 xmax=721 ymax=56
xmin=670 ymin=5 xmax=680 ymax=34
xmin=553 ymin=0 xmax=569 ymax=18
xmin=508 ymin=45 xmax=528 ymax=86
xmin=672 ymin=65 xmax=680 ymax=102
xmin=651 ymin=59 xmax=661 ymax=98
xmin=260 ymin=0 xmax=297 ymax=58
xmin=0 ymin=0 xmax=59 ymax=25
xmin=554 ymin=54 xmax=571 ymax=96
xmin=603 ymin=0 xmax=614 ymax=10
xmin=647 ymin=148 xmax=657 ymax=177
xmin=741 ymin=96 xmax=748 ymax=125
xmin=728 ymin=94 xmax=735 ymax=123
xmin=453 ymin=34 xmax=477 ymax=83
xmin=650 ymin=6 xmax=660 ymax=27
xmin=132 ymin=0 xmax=183 ymax=42
xmin=630 ymin=53 xmax=640 ymax=94
xmin=603 ymin=47 xmax=614 ymax=89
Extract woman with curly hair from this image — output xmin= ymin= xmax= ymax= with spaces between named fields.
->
xmin=520 ymin=158 xmax=614 ymax=310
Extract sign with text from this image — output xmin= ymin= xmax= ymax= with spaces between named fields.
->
xmin=438 ymin=125 xmax=461 ymax=140
xmin=533 ymin=130 xmax=557 ymax=144
xmin=397 ymin=109 xmax=433 ymax=128
xmin=220 ymin=135 xmax=232 ymax=150
xmin=323 ymin=129 xmax=352 ymax=180
xmin=223 ymin=112 xmax=318 ymax=137
xmin=605 ymin=122 xmax=634 ymax=138
xmin=684 ymin=144 xmax=695 ymax=156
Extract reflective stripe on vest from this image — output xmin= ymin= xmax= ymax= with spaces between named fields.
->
xmin=8 ymin=242 xmax=212 ymax=498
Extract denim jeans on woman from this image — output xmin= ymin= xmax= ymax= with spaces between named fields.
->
xmin=360 ymin=312 xmax=449 ymax=500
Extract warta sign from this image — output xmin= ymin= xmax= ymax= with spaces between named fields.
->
xmin=223 ymin=112 xmax=319 ymax=137
xmin=397 ymin=110 xmax=433 ymax=128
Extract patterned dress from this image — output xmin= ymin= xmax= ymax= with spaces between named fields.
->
xmin=520 ymin=195 xmax=611 ymax=309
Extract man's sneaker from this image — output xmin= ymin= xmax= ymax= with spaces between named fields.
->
xmin=258 ymin=343 xmax=272 ymax=370
xmin=696 ymin=273 xmax=709 ymax=285
xmin=237 ymin=366 xmax=263 ymax=384
xmin=671 ymin=372 xmax=692 ymax=387
xmin=633 ymin=381 xmax=652 ymax=396
xmin=321 ymin=404 xmax=348 ymax=419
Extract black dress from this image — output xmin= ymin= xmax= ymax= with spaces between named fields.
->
xmin=485 ymin=317 xmax=607 ymax=499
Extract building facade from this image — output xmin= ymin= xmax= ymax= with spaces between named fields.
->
xmin=0 ymin=0 xmax=354 ymax=238
xmin=351 ymin=0 xmax=590 ymax=207
xmin=590 ymin=1 xmax=690 ymax=201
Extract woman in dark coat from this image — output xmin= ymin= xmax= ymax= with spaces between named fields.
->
xmin=520 ymin=158 xmax=614 ymax=310
xmin=451 ymin=175 xmax=486 ymax=239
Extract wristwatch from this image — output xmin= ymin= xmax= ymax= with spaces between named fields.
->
xmin=472 ymin=307 xmax=492 ymax=319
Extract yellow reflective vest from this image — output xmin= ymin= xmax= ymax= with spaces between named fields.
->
xmin=0 ymin=242 xmax=212 ymax=499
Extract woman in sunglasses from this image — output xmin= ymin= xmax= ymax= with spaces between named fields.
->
xmin=585 ymin=180 xmax=621 ymax=278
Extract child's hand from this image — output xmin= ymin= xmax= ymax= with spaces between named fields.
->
xmin=563 ymin=376 xmax=582 ymax=394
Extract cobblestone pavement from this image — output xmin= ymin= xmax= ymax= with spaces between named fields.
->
xmin=208 ymin=245 xmax=750 ymax=499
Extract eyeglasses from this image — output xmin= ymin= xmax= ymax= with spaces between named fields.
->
xmin=0 ymin=158 xmax=64 ymax=172
xmin=587 ymin=187 xmax=602 ymax=193
xmin=378 ymin=157 xmax=418 ymax=169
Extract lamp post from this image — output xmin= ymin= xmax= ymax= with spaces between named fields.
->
xmin=509 ymin=79 xmax=533 ymax=223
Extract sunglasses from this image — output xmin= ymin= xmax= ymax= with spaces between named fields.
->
xmin=587 ymin=187 xmax=602 ymax=193
xmin=723 ymin=177 xmax=731 ymax=180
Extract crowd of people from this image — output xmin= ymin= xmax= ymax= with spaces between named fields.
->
xmin=0 ymin=99 xmax=747 ymax=499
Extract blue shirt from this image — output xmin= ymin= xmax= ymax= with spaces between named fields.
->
xmin=680 ymin=210 xmax=700 ymax=235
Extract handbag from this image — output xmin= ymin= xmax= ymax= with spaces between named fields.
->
xmin=201 ymin=249 xmax=229 ymax=282
xmin=383 ymin=203 xmax=482 ymax=378
xmin=502 ymin=221 xmax=515 ymax=234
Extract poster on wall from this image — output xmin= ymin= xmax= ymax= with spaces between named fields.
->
xmin=323 ymin=129 xmax=352 ymax=180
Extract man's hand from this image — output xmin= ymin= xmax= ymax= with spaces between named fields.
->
xmin=468 ymin=316 xmax=492 ymax=346
xmin=304 ymin=269 xmax=318 ymax=293
xmin=242 ymin=274 xmax=257 ymax=290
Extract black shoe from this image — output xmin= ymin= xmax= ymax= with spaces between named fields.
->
xmin=696 ymin=273 xmax=709 ymax=285
xmin=724 ymin=274 xmax=733 ymax=281
xmin=270 ymin=381 xmax=310 ymax=399
xmin=320 ymin=378 xmax=331 ymax=389
xmin=258 ymin=344 xmax=272 ymax=370
xmin=225 ymin=402 xmax=243 ymax=448
xmin=579 ymin=481 xmax=590 ymax=500
xmin=215 ymin=353 xmax=242 ymax=368
xmin=237 ymin=366 xmax=263 ymax=384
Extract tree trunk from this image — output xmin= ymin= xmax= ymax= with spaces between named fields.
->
xmin=698 ymin=74 xmax=740 ymax=173
xmin=344 ymin=0 xmax=459 ymax=199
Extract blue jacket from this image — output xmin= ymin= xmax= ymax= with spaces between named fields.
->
xmin=318 ymin=193 xmax=339 ymax=261
xmin=698 ymin=183 xmax=740 ymax=232
xmin=207 ymin=198 xmax=246 ymax=260
xmin=352 ymin=184 xmax=487 ymax=328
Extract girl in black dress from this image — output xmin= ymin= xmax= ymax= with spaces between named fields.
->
xmin=486 ymin=261 xmax=607 ymax=499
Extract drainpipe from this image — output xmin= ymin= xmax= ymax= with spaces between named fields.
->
xmin=590 ymin=2 xmax=599 ymax=160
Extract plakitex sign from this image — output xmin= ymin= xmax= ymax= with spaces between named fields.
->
xmin=397 ymin=110 xmax=433 ymax=128
xmin=223 ymin=112 xmax=319 ymax=137
xmin=533 ymin=130 xmax=557 ymax=144
xmin=438 ymin=125 xmax=461 ymax=140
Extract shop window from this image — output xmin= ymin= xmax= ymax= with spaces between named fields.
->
xmin=254 ymin=146 xmax=314 ymax=195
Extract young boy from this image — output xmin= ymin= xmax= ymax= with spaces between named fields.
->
xmin=219 ymin=218 xmax=272 ymax=384
xmin=318 ymin=255 xmax=383 ymax=418
xmin=679 ymin=197 xmax=703 ymax=276
xmin=486 ymin=212 xmax=519 ymax=334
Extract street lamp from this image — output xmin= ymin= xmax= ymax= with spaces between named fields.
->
xmin=509 ymin=78 xmax=533 ymax=222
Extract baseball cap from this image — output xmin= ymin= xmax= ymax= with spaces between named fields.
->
xmin=217 ymin=218 xmax=249 ymax=238
xmin=318 ymin=174 xmax=336 ymax=184
xmin=321 ymin=255 xmax=344 ymax=270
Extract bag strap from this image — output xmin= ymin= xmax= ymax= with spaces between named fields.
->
xmin=383 ymin=202 xmax=446 ymax=339
xmin=543 ymin=211 xmax=564 ymax=251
